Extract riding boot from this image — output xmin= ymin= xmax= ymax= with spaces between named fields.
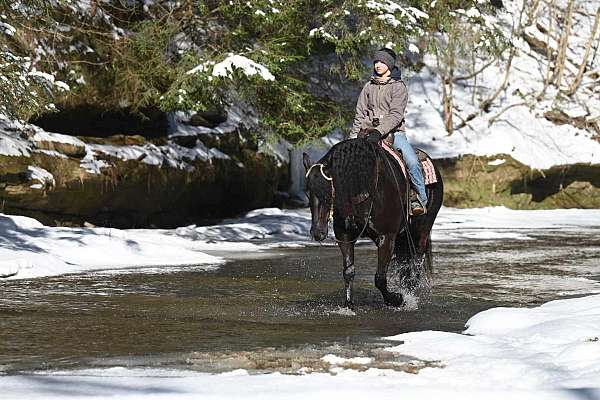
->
xmin=410 ymin=190 xmax=427 ymax=216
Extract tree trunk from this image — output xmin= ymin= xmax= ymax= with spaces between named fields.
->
xmin=552 ymin=0 xmax=576 ymax=89
xmin=479 ymin=0 xmax=527 ymax=112
xmin=565 ymin=6 xmax=600 ymax=95
xmin=538 ymin=0 xmax=558 ymax=100
xmin=443 ymin=74 xmax=454 ymax=134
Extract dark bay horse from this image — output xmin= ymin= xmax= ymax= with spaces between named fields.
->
xmin=303 ymin=138 xmax=443 ymax=309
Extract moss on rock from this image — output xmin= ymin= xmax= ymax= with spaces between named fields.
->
xmin=437 ymin=154 xmax=600 ymax=209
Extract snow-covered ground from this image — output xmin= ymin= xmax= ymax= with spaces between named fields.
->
xmin=2 ymin=206 xmax=600 ymax=398
xmin=2 ymin=206 xmax=600 ymax=280
xmin=2 ymin=294 xmax=600 ymax=399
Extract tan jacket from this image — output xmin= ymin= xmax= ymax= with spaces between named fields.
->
xmin=351 ymin=67 xmax=407 ymax=144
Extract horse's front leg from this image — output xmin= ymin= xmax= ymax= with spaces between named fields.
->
xmin=375 ymin=233 xmax=403 ymax=307
xmin=338 ymin=241 xmax=355 ymax=310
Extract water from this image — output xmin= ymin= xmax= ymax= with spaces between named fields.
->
xmin=1 ymin=229 xmax=599 ymax=374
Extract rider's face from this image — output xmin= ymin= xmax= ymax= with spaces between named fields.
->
xmin=374 ymin=61 xmax=389 ymax=75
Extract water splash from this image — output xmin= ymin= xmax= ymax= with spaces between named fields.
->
xmin=387 ymin=255 xmax=432 ymax=310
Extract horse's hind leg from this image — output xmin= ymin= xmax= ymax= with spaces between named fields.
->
xmin=338 ymin=242 xmax=355 ymax=309
xmin=375 ymin=234 xmax=403 ymax=307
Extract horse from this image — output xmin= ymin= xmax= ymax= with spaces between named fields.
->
xmin=303 ymin=138 xmax=443 ymax=309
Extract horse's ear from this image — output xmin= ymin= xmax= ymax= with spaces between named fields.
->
xmin=302 ymin=152 xmax=312 ymax=171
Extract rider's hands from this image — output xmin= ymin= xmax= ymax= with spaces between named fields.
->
xmin=366 ymin=129 xmax=382 ymax=144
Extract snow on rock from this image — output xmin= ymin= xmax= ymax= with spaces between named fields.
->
xmin=0 ymin=132 xmax=31 ymax=157
xmin=321 ymin=354 xmax=373 ymax=366
xmin=0 ymin=115 xmax=237 ymax=173
xmin=385 ymin=295 xmax=600 ymax=390
xmin=31 ymin=129 xmax=85 ymax=147
xmin=487 ymin=158 xmax=506 ymax=166
xmin=27 ymin=166 xmax=55 ymax=189
xmin=168 ymin=100 xmax=260 ymax=139
xmin=0 ymin=21 xmax=16 ymax=36
xmin=27 ymin=69 xmax=70 ymax=92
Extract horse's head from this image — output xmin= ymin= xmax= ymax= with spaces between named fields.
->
xmin=303 ymin=153 xmax=333 ymax=242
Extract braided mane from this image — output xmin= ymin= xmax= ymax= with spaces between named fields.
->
xmin=322 ymin=138 xmax=378 ymax=215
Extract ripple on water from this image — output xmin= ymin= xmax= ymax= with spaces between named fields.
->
xmin=0 ymin=229 xmax=599 ymax=374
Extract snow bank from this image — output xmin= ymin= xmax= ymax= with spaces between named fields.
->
xmin=385 ymin=295 xmax=600 ymax=390
xmin=176 ymin=206 xmax=600 ymax=245
xmin=431 ymin=206 xmax=600 ymax=241
xmin=2 ymin=295 xmax=600 ymax=399
xmin=0 ymin=213 xmax=224 ymax=280
xmin=175 ymin=208 xmax=313 ymax=244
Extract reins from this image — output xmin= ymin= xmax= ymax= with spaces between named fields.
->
xmin=307 ymin=139 xmax=419 ymax=256
xmin=377 ymin=143 xmax=418 ymax=259
xmin=333 ymin=144 xmax=379 ymax=245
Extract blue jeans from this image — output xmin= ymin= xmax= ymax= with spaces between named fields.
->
xmin=393 ymin=133 xmax=428 ymax=204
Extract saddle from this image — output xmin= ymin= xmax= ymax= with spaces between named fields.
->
xmin=380 ymin=141 xmax=438 ymax=185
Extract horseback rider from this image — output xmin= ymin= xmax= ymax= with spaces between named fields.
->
xmin=350 ymin=47 xmax=428 ymax=215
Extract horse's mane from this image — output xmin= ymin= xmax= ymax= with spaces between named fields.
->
xmin=322 ymin=138 xmax=378 ymax=214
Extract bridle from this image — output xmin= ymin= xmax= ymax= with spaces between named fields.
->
xmin=305 ymin=163 xmax=334 ymax=221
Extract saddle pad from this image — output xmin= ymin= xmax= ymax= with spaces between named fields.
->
xmin=381 ymin=142 xmax=438 ymax=185
xmin=421 ymin=158 xmax=437 ymax=185
xmin=381 ymin=141 xmax=407 ymax=179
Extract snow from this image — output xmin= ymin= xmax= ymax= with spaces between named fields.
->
xmin=397 ymin=0 xmax=600 ymax=169
xmin=0 ymin=21 xmax=16 ymax=36
xmin=32 ymin=129 xmax=86 ymax=147
xmin=27 ymin=69 xmax=70 ymax=92
xmin=321 ymin=354 xmax=373 ymax=365
xmin=212 ymin=54 xmax=275 ymax=81
xmin=2 ymin=295 xmax=600 ymax=399
xmin=0 ymin=115 xmax=237 ymax=172
xmin=487 ymin=158 xmax=506 ymax=166
xmin=175 ymin=208 xmax=312 ymax=243
xmin=175 ymin=206 xmax=600 ymax=247
xmin=0 ymin=130 xmax=31 ymax=157
xmin=385 ymin=295 xmax=600 ymax=390
xmin=404 ymin=63 xmax=600 ymax=169
xmin=27 ymin=165 xmax=55 ymax=189
xmin=0 ymin=213 xmax=224 ymax=279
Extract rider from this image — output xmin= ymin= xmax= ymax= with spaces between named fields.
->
xmin=350 ymin=47 xmax=427 ymax=215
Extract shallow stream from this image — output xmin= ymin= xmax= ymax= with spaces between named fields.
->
xmin=1 ymin=228 xmax=599 ymax=374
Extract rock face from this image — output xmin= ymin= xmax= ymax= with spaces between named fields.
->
xmin=0 ymin=115 xmax=287 ymax=228
xmin=437 ymin=154 xmax=600 ymax=209
xmin=2 ymin=110 xmax=598 ymax=229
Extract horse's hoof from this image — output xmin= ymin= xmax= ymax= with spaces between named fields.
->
xmin=345 ymin=301 xmax=355 ymax=311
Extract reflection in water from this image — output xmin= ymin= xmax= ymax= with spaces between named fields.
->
xmin=0 ymin=229 xmax=599 ymax=374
